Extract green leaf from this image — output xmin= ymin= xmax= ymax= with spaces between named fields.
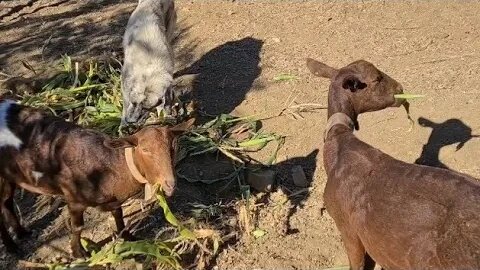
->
xmin=156 ymin=193 xmax=181 ymax=227
xmin=213 ymin=239 xmax=220 ymax=254
xmin=265 ymin=136 xmax=285 ymax=165
xmin=240 ymin=185 xmax=250 ymax=201
xmin=237 ymin=137 xmax=273 ymax=149
xmin=252 ymin=228 xmax=266 ymax=238
xmin=273 ymin=73 xmax=298 ymax=82
xmin=394 ymin=94 xmax=425 ymax=99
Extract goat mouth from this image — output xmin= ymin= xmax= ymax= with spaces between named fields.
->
xmin=392 ymin=95 xmax=406 ymax=107
xmin=163 ymin=187 xmax=174 ymax=197
xmin=161 ymin=182 xmax=175 ymax=197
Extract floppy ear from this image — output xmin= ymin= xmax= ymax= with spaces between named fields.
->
xmin=306 ymin=58 xmax=338 ymax=79
xmin=342 ymin=75 xmax=367 ymax=92
xmin=104 ymin=135 xmax=138 ymax=149
xmin=170 ymin=118 xmax=195 ymax=135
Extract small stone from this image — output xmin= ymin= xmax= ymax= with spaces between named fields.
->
xmin=271 ymin=37 xmax=281 ymax=43
xmin=246 ymin=168 xmax=276 ymax=192
xmin=291 ymin=165 xmax=309 ymax=187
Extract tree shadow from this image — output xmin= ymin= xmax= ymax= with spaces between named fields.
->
xmin=0 ymin=0 xmax=132 ymax=70
xmin=415 ymin=117 xmax=479 ymax=169
xmin=175 ymin=37 xmax=264 ymax=116
xmin=0 ymin=0 xmax=70 ymax=22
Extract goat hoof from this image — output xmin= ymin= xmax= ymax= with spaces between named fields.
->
xmin=15 ymin=227 xmax=32 ymax=239
xmin=120 ymin=231 xmax=138 ymax=241
xmin=6 ymin=245 xmax=24 ymax=257
xmin=71 ymin=247 xmax=89 ymax=259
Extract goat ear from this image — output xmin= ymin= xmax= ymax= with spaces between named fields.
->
xmin=342 ymin=76 xmax=367 ymax=92
xmin=170 ymin=118 xmax=195 ymax=135
xmin=306 ymin=58 xmax=338 ymax=79
xmin=418 ymin=117 xmax=435 ymax=128
xmin=104 ymin=136 xmax=138 ymax=149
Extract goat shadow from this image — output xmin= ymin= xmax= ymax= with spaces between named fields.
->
xmin=175 ymin=37 xmax=264 ymax=116
xmin=273 ymin=149 xmax=319 ymax=235
xmin=415 ymin=117 xmax=479 ymax=169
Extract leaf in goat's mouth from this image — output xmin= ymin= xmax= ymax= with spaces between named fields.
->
xmin=394 ymin=94 xmax=425 ymax=99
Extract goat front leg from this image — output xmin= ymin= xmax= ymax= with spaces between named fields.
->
xmin=111 ymin=208 xmax=135 ymax=240
xmin=1 ymin=183 xmax=30 ymax=238
xmin=0 ymin=214 xmax=20 ymax=254
xmin=68 ymin=203 xmax=88 ymax=258
xmin=0 ymin=180 xmax=21 ymax=254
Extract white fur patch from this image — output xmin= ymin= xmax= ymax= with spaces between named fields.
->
xmin=32 ymin=171 xmax=44 ymax=181
xmin=0 ymin=100 xmax=22 ymax=149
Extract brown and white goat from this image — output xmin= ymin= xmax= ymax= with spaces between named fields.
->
xmin=0 ymin=99 xmax=192 ymax=257
xmin=307 ymin=59 xmax=480 ymax=270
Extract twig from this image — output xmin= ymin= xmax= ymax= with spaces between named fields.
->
xmin=0 ymin=71 xmax=13 ymax=78
xmin=42 ymin=33 xmax=54 ymax=60
xmin=384 ymin=26 xmax=420 ymax=30
xmin=17 ymin=260 xmax=48 ymax=269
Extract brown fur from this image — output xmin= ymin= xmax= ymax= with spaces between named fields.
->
xmin=0 ymin=100 xmax=193 ymax=257
xmin=307 ymin=58 xmax=480 ymax=270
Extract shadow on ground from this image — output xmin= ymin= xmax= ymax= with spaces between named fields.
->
xmin=175 ymin=37 xmax=264 ymax=116
xmin=415 ymin=117 xmax=479 ymax=169
xmin=276 ymin=149 xmax=319 ymax=234
xmin=0 ymin=0 xmax=132 ymax=70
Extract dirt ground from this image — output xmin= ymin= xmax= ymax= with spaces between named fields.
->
xmin=1 ymin=0 xmax=480 ymax=269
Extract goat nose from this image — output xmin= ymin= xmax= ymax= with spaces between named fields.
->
xmin=163 ymin=180 xmax=176 ymax=196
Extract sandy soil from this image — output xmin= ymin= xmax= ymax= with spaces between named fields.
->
xmin=1 ymin=0 xmax=480 ymax=269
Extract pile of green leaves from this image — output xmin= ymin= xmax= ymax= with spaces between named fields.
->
xmin=177 ymin=114 xmax=284 ymax=166
xmin=20 ymin=55 xmax=123 ymax=135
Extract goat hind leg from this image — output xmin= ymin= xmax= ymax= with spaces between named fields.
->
xmin=340 ymin=230 xmax=375 ymax=270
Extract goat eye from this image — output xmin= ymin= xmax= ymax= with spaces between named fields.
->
xmin=140 ymin=147 xmax=150 ymax=153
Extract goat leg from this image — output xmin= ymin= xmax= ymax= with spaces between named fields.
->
xmin=1 ymin=183 xmax=30 ymax=238
xmin=339 ymin=229 xmax=372 ymax=270
xmin=111 ymin=207 xmax=136 ymax=241
xmin=68 ymin=203 xmax=89 ymax=258
xmin=0 ymin=180 xmax=21 ymax=254
xmin=0 ymin=214 xmax=20 ymax=255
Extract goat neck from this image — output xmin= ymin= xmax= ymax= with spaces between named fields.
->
xmin=324 ymin=85 xmax=356 ymax=141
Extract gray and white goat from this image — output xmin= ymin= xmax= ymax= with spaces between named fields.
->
xmin=121 ymin=0 xmax=177 ymax=126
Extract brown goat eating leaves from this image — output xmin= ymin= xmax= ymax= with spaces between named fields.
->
xmin=0 ymin=99 xmax=193 ymax=257
xmin=307 ymin=58 xmax=480 ymax=270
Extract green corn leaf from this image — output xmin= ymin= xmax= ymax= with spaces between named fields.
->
xmin=273 ymin=73 xmax=298 ymax=82
xmin=156 ymin=193 xmax=181 ymax=227
xmin=252 ymin=228 xmax=266 ymax=238
xmin=394 ymin=94 xmax=425 ymax=99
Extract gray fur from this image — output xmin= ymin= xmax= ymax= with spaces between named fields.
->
xmin=121 ymin=0 xmax=176 ymax=125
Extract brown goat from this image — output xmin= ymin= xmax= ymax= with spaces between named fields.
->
xmin=307 ymin=58 xmax=480 ymax=270
xmin=0 ymin=99 xmax=193 ymax=257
